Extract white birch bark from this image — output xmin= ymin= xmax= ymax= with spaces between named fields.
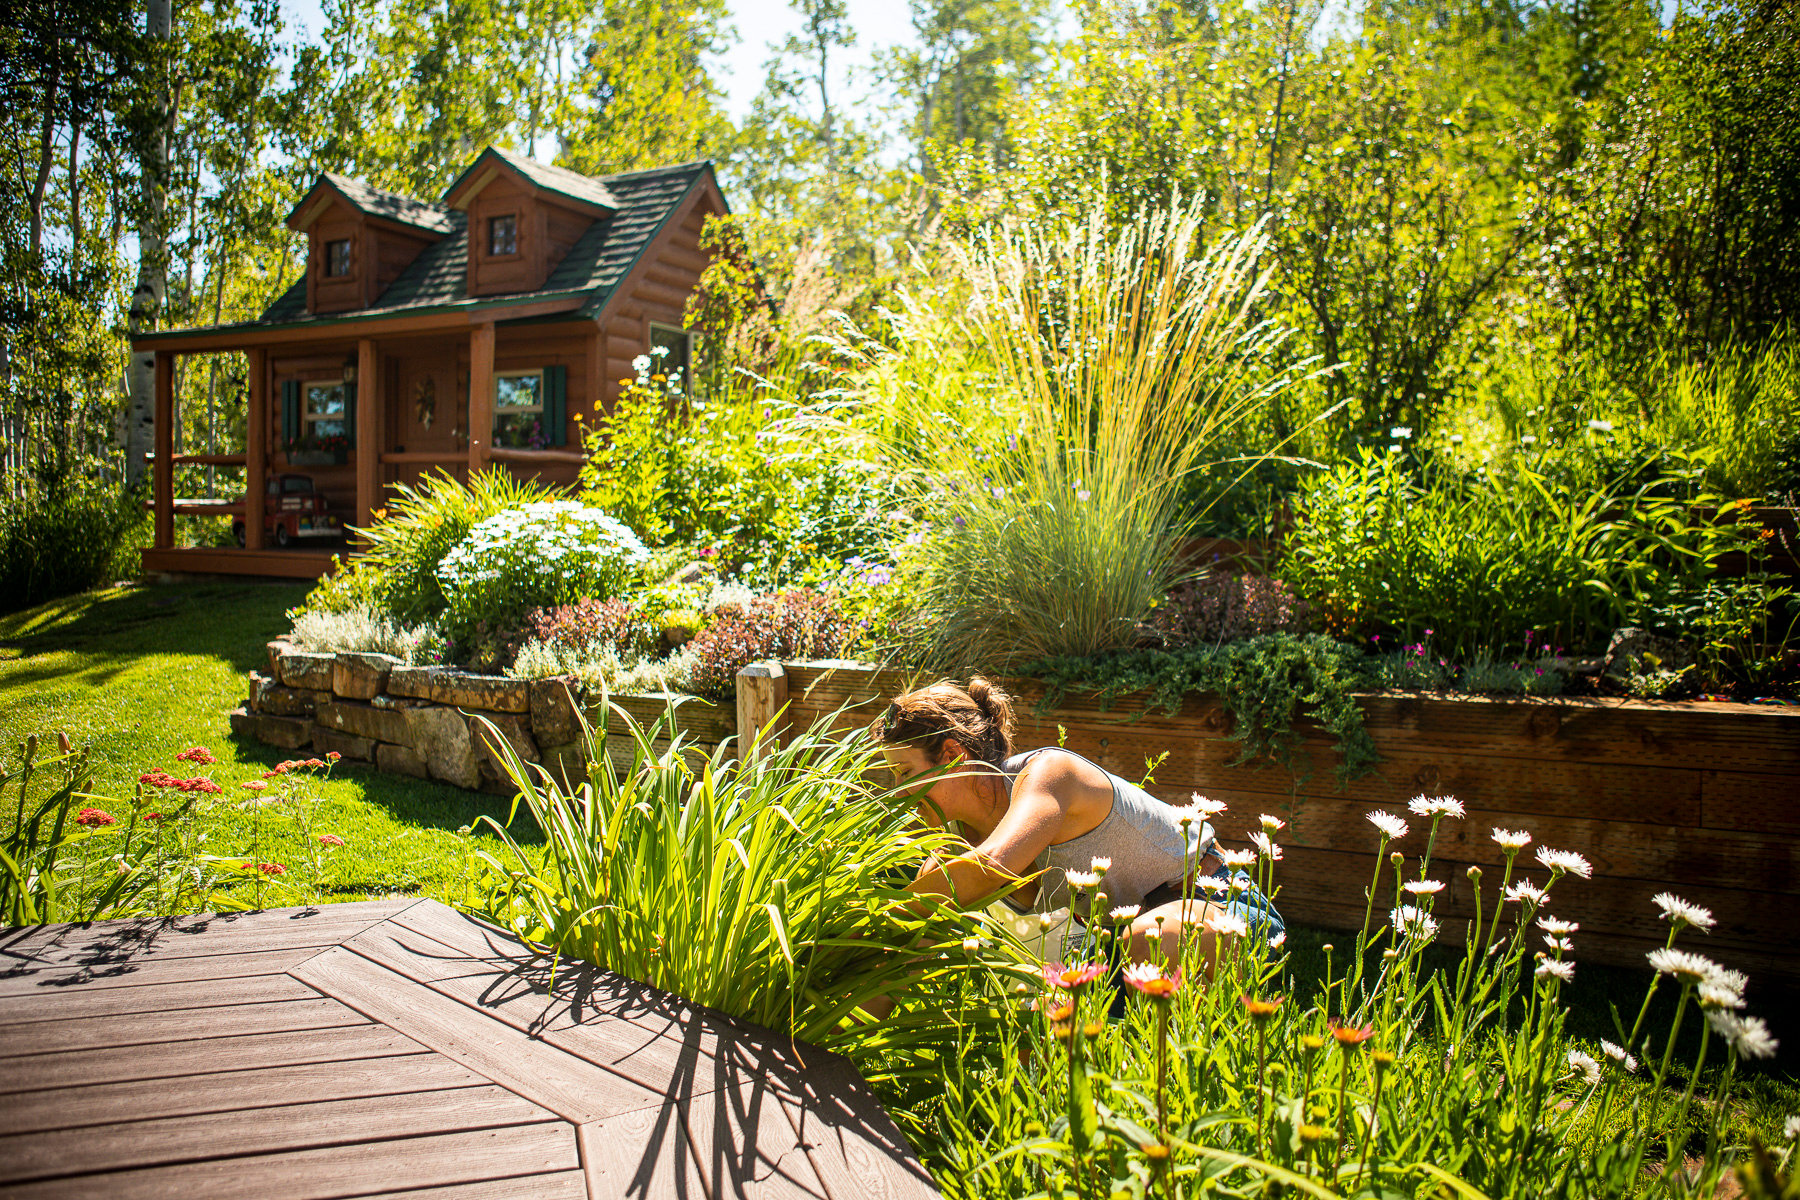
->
xmin=124 ymin=0 xmax=173 ymax=491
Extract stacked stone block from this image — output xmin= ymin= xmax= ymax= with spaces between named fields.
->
xmin=231 ymin=642 xmax=734 ymax=794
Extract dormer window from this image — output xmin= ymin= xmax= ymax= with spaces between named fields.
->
xmin=325 ymin=239 xmax=352 ymax=277
xmin=489 ymin=214 xmax=518 ymax=256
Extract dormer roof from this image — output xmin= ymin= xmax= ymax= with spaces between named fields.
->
xmin=442 ymin=146 xmax=622 ymax=216
xmin=251 ymin=157 xmax=720 ymax=329
xmin=286 ymin=173 xmax=456 ymax=236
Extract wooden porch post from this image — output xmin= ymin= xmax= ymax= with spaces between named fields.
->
xmin=244 ymin=348 xmax=267 ymax=550
xmin=153 ymin=350 xmax=174 ymax=550
xmin=355 ymin=337 xmax=379 ymax=533
xmin=468 ymin=321 xmax=495 ymax=476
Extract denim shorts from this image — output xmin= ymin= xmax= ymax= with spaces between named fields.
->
xmin=1142 ymin=868 xmax=1286 ymax=940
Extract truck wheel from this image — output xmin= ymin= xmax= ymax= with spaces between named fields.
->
xmin=233 ymin=523 xmax=246 ymax=547
xmin=275 ymin=524 xmax=291 ymax=548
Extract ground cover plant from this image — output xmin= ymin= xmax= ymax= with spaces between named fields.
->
xmin=0 ymin=583 xmax=520 ymax=912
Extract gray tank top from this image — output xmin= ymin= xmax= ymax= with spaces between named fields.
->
xmin=997 ymin=747 xmax=1215 ymax=916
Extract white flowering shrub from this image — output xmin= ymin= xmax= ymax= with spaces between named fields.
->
xmin=435 ymin=501 xmax=649 ymax=655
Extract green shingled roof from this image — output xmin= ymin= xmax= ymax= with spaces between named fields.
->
xmin=255 ymin=158 xmax=715 ymax=330
xmin=315 ymin=173 xmax=456 ymax=235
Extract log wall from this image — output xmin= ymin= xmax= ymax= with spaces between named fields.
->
xmin=779 ymin=661 xmax=1800 ymax=995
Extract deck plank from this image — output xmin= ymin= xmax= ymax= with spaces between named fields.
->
xmin=0 ymin=1052 xmax=484 ymax=1135
xmin=0 ymin=1084 xmax=553 ymax=1185
xmin=682 ymin=1074 xmax=830 ymax=1199
xmin=0 ymin=996 xmax=366 ymax=1059
xmin=0 ymin=1023 xmax=424 ymax=1094
xmin=348 ymin=1170 xmax=591 ymax=1200
xmin=579 ymin=1106 xmax=711 ymax=1199
xmin=293 ymin=944 xmax=665 ymax=1123
xmin=772 ymin=1056 xmax=940 ymax=1200
xmin=0 ymin=900 xmax=420 ymax=970
xmin=0 ymin=945 xmax=324 ymax=997
xmin=1 ymin=1122 xmax=579 ymax=1200
xmin=0 ymin=970 xmax=319 ymax=1026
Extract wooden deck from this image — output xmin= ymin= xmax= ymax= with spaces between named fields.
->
xmin=141 ymin=546 xmax=341 ymax=580
xmin=0 ymin=899 xmax=937 ymax=1199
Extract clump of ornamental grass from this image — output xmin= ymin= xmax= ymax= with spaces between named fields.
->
xmin=924 ymin=793 xmax=1788 ymax=1199
xmin=288 ymin=604 xmax=434 ymax=662
xmin=466 ymin=706 xmax=1037 ymax=1099
xmin=821 ymin=204 xmax=1323 ymax=671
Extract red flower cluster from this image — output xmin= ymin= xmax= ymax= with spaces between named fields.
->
xmin=256 ymin=863 xmax=287 ymax=877
xmin=174 ymin=746 xmax=217 ymax=765
xmin=138 ymin=771 xmax=223 ymax=794
xmin=75 ymin=807 xmax=116 ymax=828
xmin=315 ymin=833 xmax=345 ymax=848
xmin=270 ymin=758 xmax=329 ymax=774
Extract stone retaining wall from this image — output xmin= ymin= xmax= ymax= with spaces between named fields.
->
xmin=232 ymin=641 xmax=735 ymax=792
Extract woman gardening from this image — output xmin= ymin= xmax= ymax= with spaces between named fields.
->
xmin=873 ymin=677 xmax=1282 ymax=971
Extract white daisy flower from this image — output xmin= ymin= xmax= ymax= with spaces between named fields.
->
xmin=1647 ymin=947 xmax=1723 ymax=982
xmin=1196 ymin=876 xmax=1230 ymax=895
xmin=1403 ymin=879 xmax=1446 ymax=896
xmin=1189 ymin=794 xmax=1228 ymax=817
xmin=1268 ymin=931 xmax=1287 ymax=949
xmin=1706 ymin=1011 xmax=1779 ymax=1060
xmin=1367 ymin=811 xmax=1410 ymax=840
xmin=1249 ymin=832 xmax=1283 ymax=861
xmin=1122 ymin=961 xmax=1165 ymax=988
xmin=1537 ymin=917 xmax=1579 ymax=935
xmin=1391 ymin=904 xmax=1440 ymax=942
xmin=1207 ymin=911 xmax=1250 ymax=938
xmin=1568 ymin=1049 xmax=1601 ymax=1086
xmin=1491 ymin=828 xmax=1533 ymax=850
xmin=961 ymin=936 xmax=984 ymax=952
xmin=1090 ymin=856 xmax=1112 ymax=874
xmin=1218 ymin=848 xmax=1257 ymax=869
xmin=1785 ymin=1114 xmax=1800 ymax=1140
xmin=1109 ymin=905 xmax=1141 ymax=922
xmin=1544 ymin=934 xmax=1574 ymax=953
xmin=1535 ymin=847 xmax=1594 ymax=879
xmin=1504 ymin=881 xmax=1547 ymax=905
xmin=1651 ymin=892 xmax=1716 ymax=931
xmin=1699 ymin=982 xmax=1746 ymax=1010
xmin=1259 ymin=814 xmax=1287 ymax=833
xmin=1600 ymin=1040 xmax=1637 ymax=1072
xmin=1536 ymin=958 xmax=1575 ymax=983
xmin=1408 ymin=795 xmax=1466 ymax=819
xmin=1065 ymin=869 xmax=1101 ymax=890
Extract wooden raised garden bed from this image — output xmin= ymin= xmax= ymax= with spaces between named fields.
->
xmin=770 ymin=661 xmax=1800 ymax=998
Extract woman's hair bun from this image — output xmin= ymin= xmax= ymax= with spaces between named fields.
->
xmin=967 ymin=675 xmax=997 ymax=712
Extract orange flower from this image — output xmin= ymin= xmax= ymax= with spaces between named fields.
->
xmin=1122 ymin=962 xmax=1183 ymax=1000
xmin=1042 ymin=961 xmax=1107 ymax=992
xmin=1328 ymin=1018 xmax=1375 ymax=1047
xmin=1241 ymin=994 xmax=1284 ymax=1021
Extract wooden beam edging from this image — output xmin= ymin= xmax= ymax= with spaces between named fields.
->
xmin=768 ymin=660 xmax=1800 ymax=986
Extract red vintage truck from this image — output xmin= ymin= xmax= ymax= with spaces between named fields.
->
xmin=231 ymin=474 xmax=345 ymax=547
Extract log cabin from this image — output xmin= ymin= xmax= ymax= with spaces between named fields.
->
xmin=130 ymin=146 xmax=728 ymax=579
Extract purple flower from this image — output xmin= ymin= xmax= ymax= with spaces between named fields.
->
xmin=954 ymin=516 xmax=966 ymax=528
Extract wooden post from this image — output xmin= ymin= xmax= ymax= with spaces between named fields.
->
xmin=152 ymin=350 xmax=174 ymax=550
xmin=244 ymin=348 xmax=267 ymax=550
xmin=468 ymin=321 xmax=495 ymax=475
xmin=355 ymin=337 xmax=379 ymax=534
xmin=736 ymin=662 xmax=790 ymax=760
xmin=587 ymin=326 xmax=605 ymax=429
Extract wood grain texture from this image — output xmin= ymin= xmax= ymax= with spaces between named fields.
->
xmin=682 ymin=1072 xmax=830 ymax=1200
xmin=0 ymin=899 xmax=419 ymax=968
xmin=579 ymin=1105 xmax=709 ymax=1199
xmin=0 ymin=946 xmax=323 ymax=998
xmin=0 ymin=1052 xmax=482 ymax=1135
xmin=349 ymin=1170 xmax=590 ymax=1200
xmin=294 ymin=945 xmax=665 ymax=1122
xmin=0 ymin=996 xmax=365 ymax=1059
xmin=0 ymin=1084 xmax=552 ymax=1184
xmin=0 ymin=970 xmax=320 ymax=1027
xmin=0 ymin=1023 xmax=424 ymax=1094
xmin=0 ymin=1122 xmax=579 ymax=1200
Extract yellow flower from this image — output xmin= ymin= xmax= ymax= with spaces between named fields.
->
xmin=573 ymin=412 xmax=584 ymax=423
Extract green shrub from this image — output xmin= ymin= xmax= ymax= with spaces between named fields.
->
xmin=1280 ymin=446 xmax=1750 ymax=659
xmin=1027 ymin=632 xmax=1378 ymax=782
xmin=0 ymin=481 xmax=146 ymax=613
xmin=347 ymin=468 xmax=560 ymax=624
xmin=434 ymin=500 xmax=649 ymax=663
xmin=683 ymin=589 xmax=859 ymax=700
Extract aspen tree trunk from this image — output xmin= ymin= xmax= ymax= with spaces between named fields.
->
xmin=124 ymin=0 xmax=173 ymax=491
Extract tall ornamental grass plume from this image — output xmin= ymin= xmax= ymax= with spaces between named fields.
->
xmin=822 ymin=204 xmax=1321 ymax=670
xmin=923 ymin=793 xmax=1789 ymax=1199
xmin=465 ymin=705 xmax=1038 ymax=1101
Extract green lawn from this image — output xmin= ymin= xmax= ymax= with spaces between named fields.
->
xmin=0 ymin=580 xmax=528 ymax=908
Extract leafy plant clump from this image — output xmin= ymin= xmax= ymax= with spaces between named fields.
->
xmin=434 ymin=500 xmax=649 ymax=662
xmin=1029 ymin=633 xmax=1379 ymax=782
xmin=468 ymin=706 xmax=1032 ymax=1093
